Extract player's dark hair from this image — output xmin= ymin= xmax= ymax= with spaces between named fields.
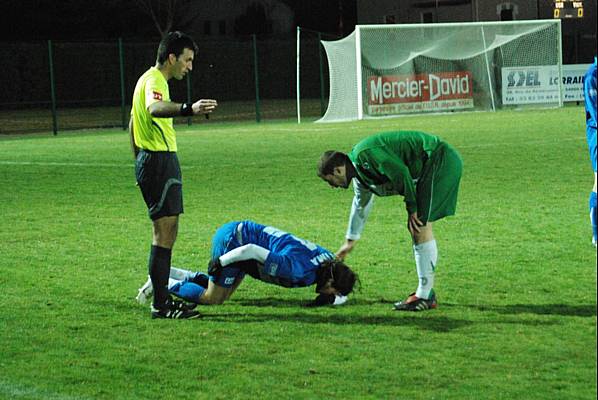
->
xmin=316 ymin=260 xmax=358 ymax=296
xmin=317 ymin=151 xmax=349 ymax=178
xmin=156 ymin=31 xmax=198 ymax=65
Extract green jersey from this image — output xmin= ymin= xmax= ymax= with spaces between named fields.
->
xmin=131 ymin=67 xmax=177 ymax=152
xmin=348 ymin=131 xmax=441 ymax=214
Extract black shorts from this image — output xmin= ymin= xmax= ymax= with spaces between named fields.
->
xmin=135 ymin=150 xmax=183 ymax=220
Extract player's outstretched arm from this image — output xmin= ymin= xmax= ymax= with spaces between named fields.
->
xmin=146 ymin=99 xmax=216 ymax=118
xmin=336 ymin=239 xmax=356 ymax=261
xmin=147 ymin=101 xmax=187 ymax=117
xmin=218 ymin=244 xmax=270 ymax=266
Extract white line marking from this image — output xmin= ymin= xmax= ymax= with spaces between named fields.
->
xmin=457 ymin=136 xmax=582 ymax=149
xmin=0 ymin=137 xmax=583 ymax=169
xmin=0 ymin=381 xmax=90 ymax=400
xmin=0 ymin=161 xmax=130 ymax=167
xmin=0 ymin=161 xmax=195 ymax=169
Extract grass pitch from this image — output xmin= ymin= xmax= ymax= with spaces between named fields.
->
xmin=0 ymin=107 xmax=595 ymax=400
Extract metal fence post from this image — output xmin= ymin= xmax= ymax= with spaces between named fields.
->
xmin=296 ymin=27 xmax=301 ymax=124
xmin=186 ymin=72 xmax=192 ymax=126
xmin=318 ymin=31 xmax=326 ymax=117
xmin=118 ymin=38 xmax=126 ymax=130
xmin=48 ymin=40 xmax=58 ymax=135
xmin=252 ymin=34 xmax=261 ymax=123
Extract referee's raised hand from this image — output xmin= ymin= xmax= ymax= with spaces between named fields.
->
xmin=192 ymin=99 xmax=218 ymax=115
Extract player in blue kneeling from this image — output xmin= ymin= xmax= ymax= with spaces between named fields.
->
xmin=583 ymin=58 xmax=597 ymax=246
xmin=136 ymin=220 xmax=358 ymax=307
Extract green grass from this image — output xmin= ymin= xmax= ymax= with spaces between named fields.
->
xmin=0 ymin=107 xmax=595 ymax=400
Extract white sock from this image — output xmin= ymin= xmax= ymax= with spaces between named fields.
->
xmin=167 ymin=278 xmax=179 ymax=290
xmin=169 ymin=266 xmax=193 ymax=281
xmin=413 ymin=240 xmax=438 ymax=299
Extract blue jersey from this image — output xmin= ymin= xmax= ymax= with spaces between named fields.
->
xmin=584 ymin=60 xmax=597 ymax=172
xmin=584 ymin=61 xmax=597 ymax=131
xmin=212 ymin=221 xmax=335 ymax=288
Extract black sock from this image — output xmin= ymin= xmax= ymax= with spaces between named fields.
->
xmin=148 ymin=245 xmax=172 ymax=308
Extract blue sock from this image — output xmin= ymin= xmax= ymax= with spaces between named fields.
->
xmin=590 ymin=191 xmax=597 ymax=243
xmin=170 ymin=281 xmax=206 ymax=303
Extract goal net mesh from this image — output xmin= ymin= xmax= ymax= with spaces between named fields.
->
xmin=318 ymin=20 xmax=561 ymax=122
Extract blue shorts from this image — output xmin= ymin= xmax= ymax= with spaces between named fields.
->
xmin=587 ymin=127 xmax=597 ymax=172
xmin=210 ymin=222 xmax=245 ymax=288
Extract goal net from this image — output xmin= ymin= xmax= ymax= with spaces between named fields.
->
xmin=317 ymin=20 xmax=562 ymax=123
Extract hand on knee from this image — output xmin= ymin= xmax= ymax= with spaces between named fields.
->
xmin=412 ymin=224 xmax=434 ymax=245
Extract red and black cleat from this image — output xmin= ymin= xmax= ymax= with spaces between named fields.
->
xmin=393 ymin=291 xmax=437 ymax=312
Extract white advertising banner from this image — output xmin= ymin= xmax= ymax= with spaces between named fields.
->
xmin=501 ymin=65 xmax=560 ymax=105
xmin=562 ymin=64 xmax=591 ymax=102
xmin=501 ymin=64 xmax=591 ymax=105
xmin=366 ymin=71 xmax=474 ymax=115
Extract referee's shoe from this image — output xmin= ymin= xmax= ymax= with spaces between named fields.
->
xmin=151 ymin=298 xmax=201 ymax=319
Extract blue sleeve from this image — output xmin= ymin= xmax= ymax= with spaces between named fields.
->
xmin=585 ymin=65 xmax=597 ymax=127
xmin=211 ymin=221 xmax=241 ymax=259
xmin=261 ymin=252 xmax=316 ymax=287
xmin=263 ymin=252 xmax=295 ymax=280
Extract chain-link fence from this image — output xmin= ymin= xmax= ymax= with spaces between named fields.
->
xmin=0 ymin=31 xmax=339 ymax=135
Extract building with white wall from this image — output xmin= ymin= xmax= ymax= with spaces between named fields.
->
xmin=190 ymin=0 xmax=294 ymax=36
xmin=355 ymin=0 xmax=596 ymax=63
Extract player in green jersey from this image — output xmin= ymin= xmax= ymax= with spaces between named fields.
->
xmin=317 ymin=131 xmax=463 ymax=311
xmin=129 ymin=31 xmax=218 ymax=319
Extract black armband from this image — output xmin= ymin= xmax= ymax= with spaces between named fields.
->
xmin=180 ymin=103 xmax=193 ymax=117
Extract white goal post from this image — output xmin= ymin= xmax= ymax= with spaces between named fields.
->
xmin=315 ymin=20 xmax=562 ymax=123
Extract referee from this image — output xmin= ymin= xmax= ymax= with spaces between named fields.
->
xmin=129 ymin=31 xmax=217 ymax=319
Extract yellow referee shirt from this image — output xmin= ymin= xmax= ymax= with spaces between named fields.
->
xmin=131 ymin=67 xmax=177 ymax=152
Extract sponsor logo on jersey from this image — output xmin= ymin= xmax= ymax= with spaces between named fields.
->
xmin=310 ymin=252 xmax=334 ymax=266
xmin=153 ymin=91 xmax=163 ymax=101
xmin=224 ymin=277 xmax=235 ymax=285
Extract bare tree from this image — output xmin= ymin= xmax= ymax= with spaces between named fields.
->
xmin=133 ymin=0 xmax=200 ymax=37
xmin=234 ymin=2 xmax=273 ymax=35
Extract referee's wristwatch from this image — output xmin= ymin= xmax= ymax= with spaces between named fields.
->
xmin=180 ymin=103 xmax=193 ymax=116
